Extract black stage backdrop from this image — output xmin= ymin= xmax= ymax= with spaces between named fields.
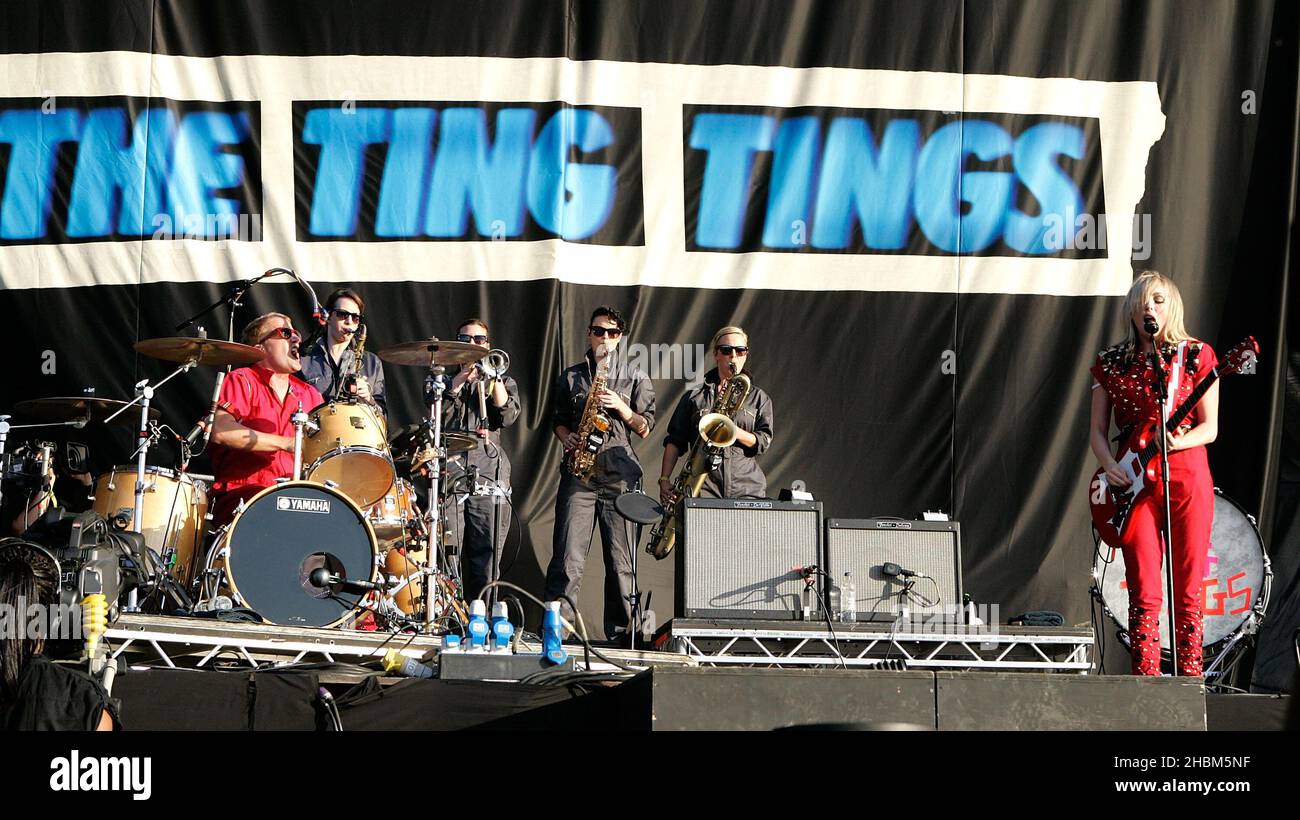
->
xmin=1 ymin=2 xmax=1296 ymax=674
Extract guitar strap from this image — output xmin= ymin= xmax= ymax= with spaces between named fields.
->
xmin=1163 ymin=341 xmax=1187 ymax=423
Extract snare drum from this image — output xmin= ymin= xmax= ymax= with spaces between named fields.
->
xmin=92 ymin=466 xmax=208 ymax=586
xmin=199 ymin=482 xmax=379 ymax=627
xmin=303 ymin=400 xmax=394 ymax=507
xmin=1092 ymin=489 xmax=1272 ymax=651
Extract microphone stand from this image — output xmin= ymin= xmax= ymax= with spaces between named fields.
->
xmin=1149 ymin=332 xmax=1178 ymax=677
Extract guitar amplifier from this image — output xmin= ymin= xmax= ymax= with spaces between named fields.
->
xmin=825 ymin=519 xmax=962 ymax=622
xmin=679 ymin=498 xmax=823 ymax=620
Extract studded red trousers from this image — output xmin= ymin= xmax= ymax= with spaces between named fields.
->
xmin=1118 ymin=447 xmax=1214 ymax=676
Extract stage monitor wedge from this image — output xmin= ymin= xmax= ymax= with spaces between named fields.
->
xmin=825 ymin=518 xmax=962 ymax=622
xmin=680 ymin=498 xmax=823 ymax=620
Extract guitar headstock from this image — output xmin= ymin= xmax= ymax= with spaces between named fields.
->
xmin=1223 ymin=336 xmax=1259 ymax=376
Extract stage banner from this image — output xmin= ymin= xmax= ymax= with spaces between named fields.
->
xmin=0 ymin=0 xmax=1289 ymax=638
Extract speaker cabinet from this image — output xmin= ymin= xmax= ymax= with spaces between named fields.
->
xmin=679 ymin=499 xmax=823 ymax=620
xmin=825 ymin=519 xmax=962 ymax=621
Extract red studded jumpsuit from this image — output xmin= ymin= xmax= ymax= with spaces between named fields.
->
xmin=1091 ymin=342 xmax=1217 ymax=676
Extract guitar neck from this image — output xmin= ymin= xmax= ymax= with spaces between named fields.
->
xmin=1136 ymin=365 xmax=1220 ymax=466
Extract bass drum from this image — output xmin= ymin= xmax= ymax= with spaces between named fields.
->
xmin=93 ymin=466 xmax=208 ymax=586
xmin=200 ymin=482 xmax=378 ymax=628
xmin=1092 ymin=489 xmax=1272 ymax=651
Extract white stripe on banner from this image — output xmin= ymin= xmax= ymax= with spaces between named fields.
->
xmin=0 ymin=53 xmax=1165 ymax=295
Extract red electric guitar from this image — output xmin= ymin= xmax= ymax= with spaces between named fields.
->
xmin=1088 ymin=336 xmax=1258 ymax=546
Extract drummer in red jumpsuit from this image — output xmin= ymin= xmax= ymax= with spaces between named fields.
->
xmin=1089 ymin=271 xmax=1219 ymax=676
xmin=209 ymin=313 xmax=324 ymax=528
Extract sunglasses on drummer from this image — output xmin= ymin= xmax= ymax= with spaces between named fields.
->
xmin=716 ymin=345 xmax=748 ymax=356
xmin=589 ymin=326 xmax=623 ymax=338
xmin=456 ymin=333 xmax=490 ymax=344
xmin=331 ymin=308 xmax=363 ymax=323
xmin=258 ymin=326 xmax=302 ymax=344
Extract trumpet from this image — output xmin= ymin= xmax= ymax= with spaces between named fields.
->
xmin=475 ymin=348 xmax=510 ymax=422
xmin=477 ymin=348 xmax=510 ymax=381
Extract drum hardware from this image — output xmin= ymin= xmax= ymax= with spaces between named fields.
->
xmin=291 ymin=402 xmax=315 ymax=480
xmin=396 ymin=341 xmax=488 ymax=633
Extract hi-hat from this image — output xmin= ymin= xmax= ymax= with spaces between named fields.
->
xmin=135 ymin=337 xmax=265 ymax=367
xmin=377 ymin=338 xmax=485 ymax=367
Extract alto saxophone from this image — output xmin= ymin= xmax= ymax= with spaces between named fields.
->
xmin=647 ymin=364 xmax=752 ymax=560
xmin=338 ymin=323 xmax=367 ymax=402
xmin=565 ymin=346 xmax=614 ymax=483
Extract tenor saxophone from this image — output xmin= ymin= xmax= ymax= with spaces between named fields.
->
xmin=565 ymin=346 xmax=614 ymax=482
xmin=647 ymin=365 xmax=752 ymax=560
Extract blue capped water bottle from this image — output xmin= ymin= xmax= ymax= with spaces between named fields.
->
xmin=542 ymin=601 xmax=568 ymax=665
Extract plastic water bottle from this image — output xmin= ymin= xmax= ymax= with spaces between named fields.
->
xmin=467 ymin=599 xmax=490 ymax=650
xmin=490 ymin=601 xmax=514 ymax=653
xmin=542 ymin=601 xmax=568 ymax=665
xmin=827 ymin=579 xmax=842 ymax=620
xmin=841 ymin=572 xmax=856 ymax=623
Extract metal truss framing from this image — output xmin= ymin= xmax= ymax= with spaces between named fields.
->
xmin=664 ymin=619 xmax=1093 ymax=672
xmin=106 ymin=613 xmax=695 ymax=672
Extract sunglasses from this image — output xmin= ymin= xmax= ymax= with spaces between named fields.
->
xmin=258 ymin=326 xmax=301 ymax=344
xmin=717 ymin=345 xmax=749 ymax=356
xmin=331 ymin=308 xmax=362 ymax=323
xmin=589 ymin=326 xmax=623 ymax=338
xmin=457 ymin=333 xmax=490 ymax=344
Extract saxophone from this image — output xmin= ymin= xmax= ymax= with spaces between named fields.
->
xmin=337 ymin=323 xmax=367 ymax=402
xmin=647 ymin=364 xmax=752 ymax=560
xmin=565 ymin=345 xmax=614 ymax=483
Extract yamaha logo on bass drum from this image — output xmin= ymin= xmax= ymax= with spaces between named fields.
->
xmin=276 ymin=496 xmax=331 ymax=514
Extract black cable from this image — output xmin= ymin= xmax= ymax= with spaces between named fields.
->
xmin=804 ymin=567 xmax=846 ymax=669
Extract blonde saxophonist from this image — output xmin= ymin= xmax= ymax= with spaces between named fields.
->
xmin=660 ymin=327 xmax=774 ymax=502
xmin=545 ymin=306 xmax=655 ymax=641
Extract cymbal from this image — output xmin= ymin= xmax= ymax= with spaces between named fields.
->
xmin=135 ymin=337 xmax=265 ymax=367
xmin=390 ymin=425 xmax=480 ymax=459
xmin=441 ymin=432 xmax=480 ymax=454
xmin=13 ymin=397 xmax=160 ymax=426
xmin=377 ymin=338 xmax=485 ymax=367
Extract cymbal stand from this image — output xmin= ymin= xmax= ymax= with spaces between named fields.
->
xmin=422 ymin=362 xmax=448 ymax=634
xmin=104 ymin=359 xmax=196 ymax=611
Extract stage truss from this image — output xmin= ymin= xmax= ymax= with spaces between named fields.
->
xmin=661 ymin=619 xmax=1094 ymax=672
xmin=105 ymin=613 xmax=695 ymax=672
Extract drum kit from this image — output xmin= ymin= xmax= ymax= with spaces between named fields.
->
xmin=0 ymin=330 xmax=504 ymax=635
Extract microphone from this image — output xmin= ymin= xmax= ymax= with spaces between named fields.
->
xmin=881 ymin=562 xmax=928 ymax=579
xmin=791 ymin=563 xmax=819 ymax=579
xmin=309 ymin=568 xmax=381 ymax=594
xmin=1143 ymin=316 xmax=1159 ymax=337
